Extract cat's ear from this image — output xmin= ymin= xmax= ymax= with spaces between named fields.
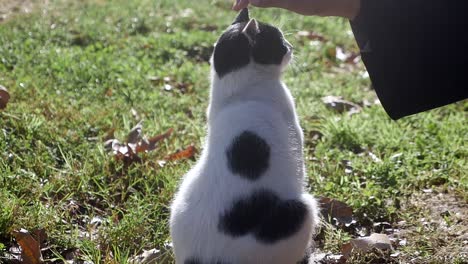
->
xmin=242 ymin=19 xmax=260 ymax=44
xmin=232 ymin=8 xmax=249 ymax=24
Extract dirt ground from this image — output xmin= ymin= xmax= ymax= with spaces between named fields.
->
xmin=397 ymin=188 xmax=468 ymax=262
xmin=0 ymin=0 xmax=36 ymax=22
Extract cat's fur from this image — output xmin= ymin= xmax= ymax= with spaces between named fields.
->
xmin=170 ymin=9 xmax=318 ymax=264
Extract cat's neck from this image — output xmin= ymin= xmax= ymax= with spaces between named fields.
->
xmin=212 ymin=63 xmax=282 ymax=88
xmin=207 ymin=63 xmax=287 ymax=122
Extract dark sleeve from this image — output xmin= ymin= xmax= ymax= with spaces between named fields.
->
xmin=350 ymin=0 xmax=468 ymax=120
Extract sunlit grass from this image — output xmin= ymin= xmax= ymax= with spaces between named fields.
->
xmin=0 ymin=0 xmax=466 ymax=262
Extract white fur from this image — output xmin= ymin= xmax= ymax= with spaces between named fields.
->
xmin=170 ymin=48 xmax=318 ymax=264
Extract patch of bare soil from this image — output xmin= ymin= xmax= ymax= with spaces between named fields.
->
xmin=396 ymin=188 xmax=468 ymax=263
xmin=0 ymin=0 xmax=42 ymax=22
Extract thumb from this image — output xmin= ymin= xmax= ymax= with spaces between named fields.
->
xmin=232 ymin=0 xmax=250 ymax=11
xmin=250 ymin=0 xmax=276 ymax=8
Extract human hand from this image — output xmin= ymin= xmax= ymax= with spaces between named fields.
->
xmin=232 ymin=0 xmax=361 ymax=20
xmin=233 ymin=0 xmax=282 ymax=10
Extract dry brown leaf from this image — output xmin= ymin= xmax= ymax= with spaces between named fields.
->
xmin=105 ymin=123 xmax=174 ymax=166
xmin=319 ymin=197 xmax=354 ymax=225
xmin=127 ymin=122 xmax=143 ymax=144
xmin=166 ymin=145 xmax=196 ymax=161
xmin=321 ymin=95 xmax=362 ymax=114
xmin=0 ymin=85 xmax=10 ymax=110
xmin=340 ymin=243 xmax=354 ymax=259
xmin=12 ymin=229 xmax=42 ymax=264
xmin=32 ymin=229 xmax=47 ymax=248
xmin=341 ymin=233 xmax=392 ymax=258
xmin=137 ymin=128 xmax=173 ymax=153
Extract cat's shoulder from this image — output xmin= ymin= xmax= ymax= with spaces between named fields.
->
xmin=212 ymin=100 xmax=283 ymax=125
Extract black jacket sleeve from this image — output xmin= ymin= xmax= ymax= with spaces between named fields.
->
xmin=351 ymin=0 xmax=468 ymax=120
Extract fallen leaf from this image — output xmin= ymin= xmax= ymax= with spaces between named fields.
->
xmin=0 ymin=85 xmax=10 ymax=110
xmin=340 ymin=243 xmax=353 ymax=258
xmin=105 ymin=139 xmax=122 ymax=153
xmin=12 ymin=228 xmax=42 ymax=264
xmin=341 ymin=233 xmax=392 ymax=258
xmin=127 ymin=122 xmax=143 ymax=144
xmin=321 ymin=95 xmax=362 ymax=114
xmin=32 ymin=229 xmax=47 ymax=248
xmin=335 ymin=47 xmax=360 ymax=64
xmin=105 ymin=123 xmax=173 ymax=166
xmin=166 ymin=145 xmax=196 ymax=161
xmin=319 ymin=197 xmax=354 ymax=226
xmin=137 ymin=128 xmax=173 ymax=153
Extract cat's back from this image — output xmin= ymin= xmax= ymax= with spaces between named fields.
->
xmin=172 ymin=99 xmax=301 ymax=216
xmin=170 ymin=100 xmax=311 ymax=264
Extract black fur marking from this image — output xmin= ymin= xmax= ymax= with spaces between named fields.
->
xmin=226 ymin=131 xmax=270 ymax=180
xmin=213 ymin=9 xmax=290 ymax=77
xmin=297 ymin=252 xmax=310 ymax=264
xmin=213 ymin=23 xmax=251 ymax=78
xmin=184 ymin=259 xmax=201 ymax=264
xmin=219 ymin=189 xmax=307 ymax=244
xmin=254 ymin=199 xmax=307 ymax=243
xmin=252 ymin=23 xmax=289 ymax=65
xmin=185 ymin=258 xmax=230 ymax=264
xmin=218 ymin=189 xmax=278 ymax=236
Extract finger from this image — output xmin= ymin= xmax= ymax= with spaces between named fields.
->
xmin=250 ymin=0 xmax=278 ymax=8
xmin=232 ymin=0 xmax=250 ymax=11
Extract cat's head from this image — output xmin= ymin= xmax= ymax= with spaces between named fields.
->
xmin=212 ymin=8 xmax=292 ymax=78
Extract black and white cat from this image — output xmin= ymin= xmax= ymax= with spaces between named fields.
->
xmin=170 ymin=8 xmax=318 ymax=264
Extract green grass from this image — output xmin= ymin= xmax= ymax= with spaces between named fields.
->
xmin=0 ymin=0 xmax=466 ymax=263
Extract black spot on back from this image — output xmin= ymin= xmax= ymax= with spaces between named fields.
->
xmin=185 ymin=258 xmax=230 ymax=264
xmin=226 ymin=131 xmax=270 ymax=180
xmin=185 ymin=258 xmax=201 ymax=264
xmin=219 ymin=189 xmax=307 ymax=244
xmin=218 ymin=189 xmax=279 ymax=236
xmin=254 ymin=199 xmax=307 ymax=243
xmin=252 ymin=23 xmax=288 ymax=65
